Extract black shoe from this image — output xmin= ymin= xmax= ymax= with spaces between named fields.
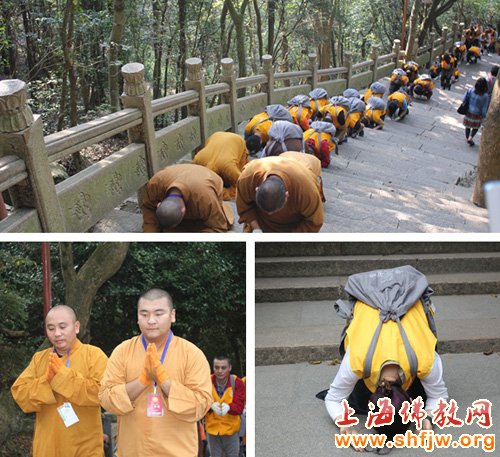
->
xmin=467 ymin=139 xmax=475 ymax=146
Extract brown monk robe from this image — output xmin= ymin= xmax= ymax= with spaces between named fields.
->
xmin=142 ymin=164 xmax=233 ymax=232
xmin=279 ymin=152 xmax=326 ymax=203
xmin=236 ymin=154 xmax=324 ymax=233
xmin=192 ymin=131 xmax=249 ymax=200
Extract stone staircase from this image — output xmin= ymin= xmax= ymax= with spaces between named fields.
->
xmin=255 ymin=242 xmax=500 ymax=365
xmin=93 ymin=54 xmax=499 ymax=233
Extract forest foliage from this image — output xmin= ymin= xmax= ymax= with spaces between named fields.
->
xmin=1 ymin=0 xmax=498 ymax=134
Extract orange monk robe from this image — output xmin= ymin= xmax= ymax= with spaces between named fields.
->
xmin=11 ymin=340 xmax=108 ymax=457
xmin=192 ymin=132 xmax=249 ymax=200
xmin=236 ymin=155 xmax=324 ymax=232
xmin=142 ymin=164 xmax=233 ymax=233
xmin=99 ymin=335 xmax=212 ymax=457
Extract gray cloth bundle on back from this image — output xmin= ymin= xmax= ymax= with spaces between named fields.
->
xmin=366 ymin=97 xmax=387 ymax=111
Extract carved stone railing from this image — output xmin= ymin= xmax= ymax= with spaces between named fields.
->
xmin=0 ymin=25 xmax=460 ymax=232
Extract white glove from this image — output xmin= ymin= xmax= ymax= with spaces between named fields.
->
xmin=220 ymin=402 xmax=230 ymax=416
xmin=253 ymin=228 xmax=263 ymax=233
xmin=211 ymin=402 xmax=223 ymax=416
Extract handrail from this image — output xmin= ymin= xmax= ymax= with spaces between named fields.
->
xmin=352 ymin=60 xmax=373 ymax=71
xmin=45 ymin=109 xmax=142 ymax=162
xmin=0 ymin=155 xmax=27 ymax=193
xmin=151 ymin=90 xmax=199 ymax=116
xmin=235 ymin=75 xmax=268 ymax=89
xmin=317 ymin=67 xmax=348 ymax=77
xmin=274 ymin=70 xmax=311 ymax=81
xmin=205 ymin=82 xmax=230 ymax=97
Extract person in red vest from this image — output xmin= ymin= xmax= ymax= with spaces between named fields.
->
xmin=205 ymin=356 xmax=246 ymax=457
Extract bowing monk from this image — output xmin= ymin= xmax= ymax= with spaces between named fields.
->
xmin=11 ymin=305 xmax=108 ymax=457
xmin=99 ymin=288 xmax=212 ymax=457
xmin=192 ymin=132 xmax=249 ymax=200
xmin=142 ymin=164 xmax=234 ymax=232
xmin=236 ymin=153 xmax=324 ymax=233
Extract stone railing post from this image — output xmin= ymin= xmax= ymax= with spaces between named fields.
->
xmin=392 ymin=39 xmax=401 ymax=68
xmin=343 ymin=51 xmax=353 ymax=87
xmin=452 ymin=21 xmax=459 ymax=42
xmin=459 ymin=22 xmax=465 ymax=41
xmin=0 ymin=80 xmax=65 ymax=231
xmin=442 ymin=26 xmax=449 ymax=54
xmin=220 ymin=58 xmax=238 ymax=133
xmin=428 ymin=32 xmax=436 ymax=66
xmin=121 ymin=63 xmax=159 ymax=177
xmin=308 ymin=53 xmax=318 ymax=89
xmin=260 ymin=54 xmax=275 ymax=105
xmin=185 ymin=57 xmax=207 ymax=146
xmin=371 ymin=44 xmax=380 ymax=83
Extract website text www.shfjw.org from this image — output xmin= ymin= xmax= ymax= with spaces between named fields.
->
xmin=335 ymin=430 xmax=496 ymax=452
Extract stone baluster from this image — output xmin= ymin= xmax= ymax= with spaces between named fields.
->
xmin=0 ymin=79 xmax=65 ymax=231
xmin=428 ymin=32 xmax=436 ymax=66
xmin=343 ymin=51 xmax=353 ymax=88
xmin=371 ymin=44 xmax=380 ymax=83
xmin=121 ymin=62 xmax=159 ymax=176
xmin=392 ymin=39 xmax=401 ymax=68
xmin=260 ymin=54 xmax=275 ymax=105
xmin=221 ymin=58 xmax=238 ymax=133
xmin=442 ymin=26 xmax=449 ymax=54
xmin=185 ymin=57 xmax=207 ymax=147
xmin=308 ymin=53 xmax=318 ymax=90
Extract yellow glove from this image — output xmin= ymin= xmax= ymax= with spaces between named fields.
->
xmin=138 ymin=353 xmax=153 ymax=386
xmin=148 ymin=344 xmax=168 ymax=385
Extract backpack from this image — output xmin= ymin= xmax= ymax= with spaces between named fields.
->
xmin=334 ymin=265 xmax=437 ymax=380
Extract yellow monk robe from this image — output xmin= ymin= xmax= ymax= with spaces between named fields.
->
xmin=363 ymin=108 xmax=385 ymax=128
xmin=244 ymin=112 xmax=272 ymax=143
xmin=11 ymin=340 xmax=108 ymax=457
xmin=236 ymin=155 xmax=324 ymax=232
xmin=287 ymin=105 xmax=313 ymax=131
xmin=192 ymin=132 xmax=249 ymax=200
xmin=99 ymin=335 xmax=212 ymax=457
xmin=362 ymin=88 xmax=384 ymax=103
xmin=142 ymin=164 xmax=233 ymax=233
xmin=345 ymin=300 xmax=436 ymax=393
xmin=468 ymin=46 xmax=481 ymax=57
xmin=413 ymin=77 xmax=434 ymax=91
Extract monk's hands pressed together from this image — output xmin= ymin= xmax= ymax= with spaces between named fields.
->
xmin=147 ymin=343 xmax=168 ymax=385
xmin=46 ymin=353 xmax=63 ymax=383
xmin=138 ymin=350 xmax=153 ymax=386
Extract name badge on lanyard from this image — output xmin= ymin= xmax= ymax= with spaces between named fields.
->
xmin=142 ymin=331 xmax=173 ymax=418
xmin=57 ymin=402 xmax=80 ymax=427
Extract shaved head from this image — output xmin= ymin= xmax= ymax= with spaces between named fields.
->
xmin=45 ymin=305 xmax=77 ymax=323
xmin=45 ymin=305 xmax=80 ymax=354
xmin=256 ymin=175 xmax=287 ymax=213
xmin=156 ymin=197 xmax=185 ymax=229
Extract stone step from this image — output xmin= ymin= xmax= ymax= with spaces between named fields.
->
xmin=255 ymin=242 xmax=500 ymax=257
xmin=255 ymin=272 xmax=500 ymax=303
xmin=319 ymin=163 xmax=488 ymax=232
xmin=255 ymin=294 xmax=500 ymax=365
xmin=256 ymin=252 xmax=500 ymax=278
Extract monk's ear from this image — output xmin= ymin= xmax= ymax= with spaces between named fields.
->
xmin=255 ymin=186 xmax=259 ymax=193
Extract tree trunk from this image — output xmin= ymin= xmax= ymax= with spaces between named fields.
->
xmin=418 ymin=0 xmax=439 ymax=46
xmin=472 ymin=78 xmax=500 ymax=207
xmin=405 ymin=0 xmax=422 ymax=60
xmin=20 ymin=3 xmax=37 ymax=80
xmin=267 ymin=0 xmax=276 ymax=55
xmin=108 ymin=0 xmax=125 ymax=113
xmin=177 ymin=0 xmax=188 ymax=119
xmin=225 ymin=0 xmax=249 ymax=79
xmin=253 ymin=0 xmax=263 ymax=60
xmin=59 ymin=242 xmax=130 ymax=341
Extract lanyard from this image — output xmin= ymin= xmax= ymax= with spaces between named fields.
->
xmin=52 ymin=348 xmax=71 ymax=368
xmin=141 ymin=331 xmax=173 ymax=389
